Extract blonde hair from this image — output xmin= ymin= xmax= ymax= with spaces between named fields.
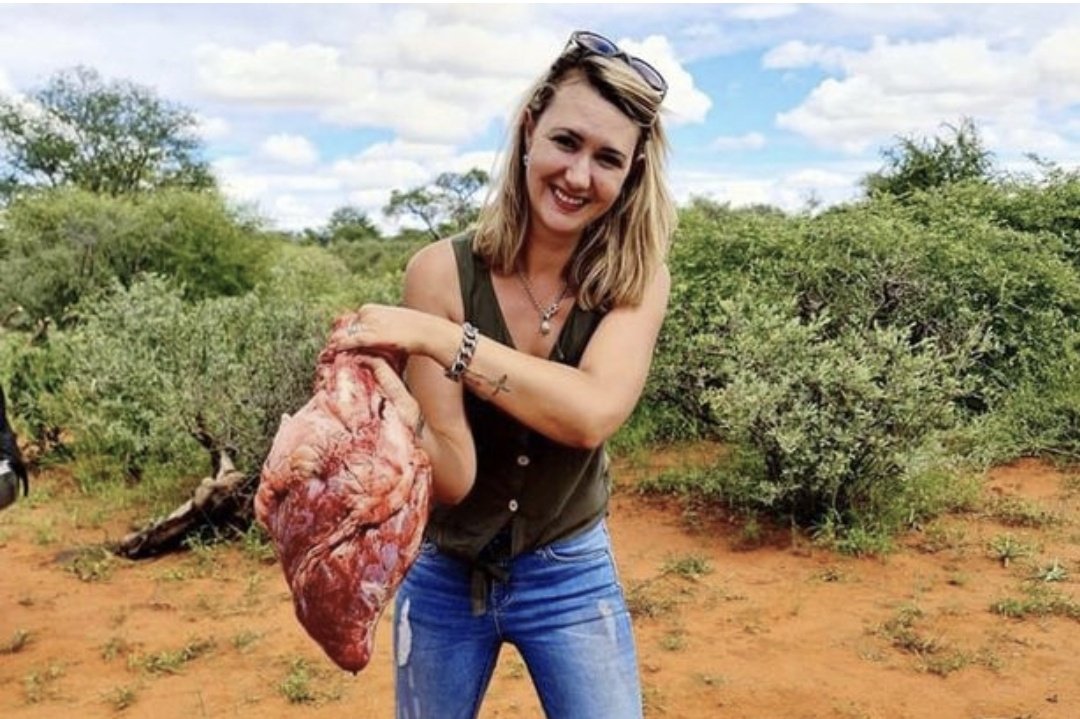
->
xmin=473 ymin=44 xmax=676 ymax=310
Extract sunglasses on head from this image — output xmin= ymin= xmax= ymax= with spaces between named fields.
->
xmin=567 ymin=30 xmax=668 ymax=100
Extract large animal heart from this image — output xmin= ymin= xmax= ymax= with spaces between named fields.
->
xmin=256 ymin=334 xmax=431 ymax=672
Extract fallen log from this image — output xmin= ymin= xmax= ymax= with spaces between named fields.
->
xmin=114 ymin=449 xmax=254 ymax=559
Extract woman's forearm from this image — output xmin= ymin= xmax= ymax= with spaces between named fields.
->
xmin=417 ymin=270 xmax=669 ymax=448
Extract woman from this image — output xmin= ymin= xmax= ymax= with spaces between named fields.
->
xmin=331 ymin=30 xmax=675 ymax=719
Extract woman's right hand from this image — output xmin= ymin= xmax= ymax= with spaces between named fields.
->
xmin=352 ymin=355 xmax=423 ymax=437
xmin=328 ymin=304 xmax=445 ymax=360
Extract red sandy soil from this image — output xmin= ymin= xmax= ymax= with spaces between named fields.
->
xmin=1 ymin=446 xmax=1078 ymax=719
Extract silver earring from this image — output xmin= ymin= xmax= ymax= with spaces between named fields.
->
xmin=523 ymin=154 xmax=530 ymax=167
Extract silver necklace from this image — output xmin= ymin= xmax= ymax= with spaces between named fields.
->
xmin=516 ymin=270 xmax=568 ymax=335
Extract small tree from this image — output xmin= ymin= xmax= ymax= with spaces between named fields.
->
xmin=317 ymin=206 xmax=381 ymax=245
xmin=384 ymin=168 xmax=488 ymax=241
xmin=862 ymin=118 xmax=994 ymax=199
xmin=0 ymin=66 xmax=214 ymax=200
xmin=434 ymin=168 xmax=489 ymax=230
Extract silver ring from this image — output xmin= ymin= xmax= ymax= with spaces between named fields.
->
xmin=346 ymin=322 xmax=361 ymax=337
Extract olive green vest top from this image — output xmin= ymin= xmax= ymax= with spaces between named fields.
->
xmin=425 ymin=234 xmax=610 ymax=566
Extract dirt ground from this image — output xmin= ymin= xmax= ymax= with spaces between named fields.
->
xmin=1 ymin=445 xmax=1078 ymax=719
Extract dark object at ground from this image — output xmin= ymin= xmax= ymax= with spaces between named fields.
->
xmin=1 ymin=384 xmax=30 ymax=511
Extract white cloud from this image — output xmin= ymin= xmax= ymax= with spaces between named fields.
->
xmin=194 ymin=114 xmax=230 ymax=141
xmin=321 ymin=72 xmax=524 ymax=143
xmin=192 ymin=14 xmax=709 ymax=143
xmin=351 ymin=9 xmax=555 ymax=78
xmin=330 ymin=142 xmax=498 ymax=194
xmin=711 ymin=132 xmax=767 ymax=151
xmin=773 ymin=33 xmax=1071 ymax=157
xmin=357 ymin=140 xmax=459 ymax=163
xmin=331 ymin=155 xmax=431 ymax=193
xmin=1031 ymin=26 xmax=1080 ymax=106
xmin=195 ymin=41 xmax=373 ymax=104
xmin=981 ymin=123 xmax=1070 ymax=157
xmin=728 ymin=4 xmax=800 ymax=22
xmin=213 ymin=157 xmax=340 ymax=200
xmin=679 ymin=174 xmax=774 ymax=207
xmin=850 ymin=36 xmax=1028 ymax=95
xmin=329 ymin=140 xmax=478 ymax=192
xmin=192 ymin=13 xmax=557 ymax=142
xmin=0 ymin=67 xmax=11 ymax=94
xmin=260 ymin=133 xmax=319 ymax=166
xmin=763 ymin=40 xmax=845 ymax=71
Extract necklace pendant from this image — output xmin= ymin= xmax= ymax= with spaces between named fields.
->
xmin=516 ymin=269 xmax=568 ymax=338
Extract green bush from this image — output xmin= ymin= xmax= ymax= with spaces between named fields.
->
xmin=258 ymin=240 xmax=407 ymax=313
xmin=650 ymin=189 xmax=1080 ymax=457
xmin=53 ymin=275 xmax=328 ymax=482
xmin=646 ymin=200 xmax=801 ymax=438
xmin=2 ymin=211 xmax=424 ymax=492
xmin=970 ymin=348 xmax=1080 ymax=463
xmin=0 ymin=188 xmax=272 ymax=326
xmin=328 ymin=237 xmax=425 ymax=278
xmin=951 ymin=163 xmax=1080 ymax=268
xmin=641 ymin=190 xmax=1080 ymax=537
xmin=0 ymin=327 xmax=72 ymax=455
xmin=699 ymin=295 xmax=964 ymax=531
xmin=895 ymin=185 xmax=1080 ymax=391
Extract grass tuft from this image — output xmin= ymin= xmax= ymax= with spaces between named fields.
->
xmin=132 ymin=637 xmax=216 ymax=675
xmin=278 ymin=656 xmax=345 ymax=705
xmin=1 ymin=629 xmax=32 ymax=655
xmin=62 ymin=545 xmax=117 ymax=582
xmin=23 ymin=662 xmax=65 ymax=704
xmin=662 ymin=553 xmax=713 ymax=580
xmin=986 ymin=497 xmax=1060 ymax=528
xmin=991 ymin=584 xmax=1080 ymax=621
xmin=102 ymin=684 xmax=138 ymax=711
xmin=987 ymin=534 xmax=1035 ymax=567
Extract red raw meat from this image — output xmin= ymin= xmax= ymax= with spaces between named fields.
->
xmin=255 ymin=332 xmax=431 ymax=672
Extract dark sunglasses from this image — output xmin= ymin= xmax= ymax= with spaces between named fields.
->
xmin=568 ymin=30 xmax=668 ymax=100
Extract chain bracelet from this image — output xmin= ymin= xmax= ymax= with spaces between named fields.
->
xmin=444 ymin=322 xmax=479 ymax=382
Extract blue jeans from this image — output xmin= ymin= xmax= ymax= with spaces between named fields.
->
xmin=393 ymin=521 xmax=643 ymax=719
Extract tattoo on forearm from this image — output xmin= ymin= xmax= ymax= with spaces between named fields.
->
xmin=464 ymin=369 xmax=511 ymax=400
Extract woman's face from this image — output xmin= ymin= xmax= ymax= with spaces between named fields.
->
xmin=524 ymin=78 xmax=641 ymax=245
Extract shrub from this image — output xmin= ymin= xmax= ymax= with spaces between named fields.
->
xmin=259 ymin=240 xmax=407 ymax=313
xmin=646 ymin=201 xmax=800 ymax=439
xmin=53 ymin=275 xmax=328 ymax=482
xmin=970 ymin=349 xmax=1080 ymax=462
xmin=699 ymin=294 xmax=966 ymax=532
xmin=981 ymin=163 xmax=1080 ymax=268
xmin=0 ymin=331 xmax=72 ymax=454
xmin=896 ymin=185 xmax=1080 ymax=394
xmin=650 ymin=191 xmax=1080 ymax=460
xmin=327 ymin=237 xmax=425 ymax=278
xmin=0 ymin=188 xmax=272 ymax=326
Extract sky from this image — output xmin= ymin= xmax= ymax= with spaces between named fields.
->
xmin=1 ymin=3 xmax=1079 ymax=234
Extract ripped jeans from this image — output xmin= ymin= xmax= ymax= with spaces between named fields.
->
xmin=393 ymin=521 xmax=643 ymax=719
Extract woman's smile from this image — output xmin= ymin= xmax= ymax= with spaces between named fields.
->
xmin=551 ymin=185 xmax=588 ymax=212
